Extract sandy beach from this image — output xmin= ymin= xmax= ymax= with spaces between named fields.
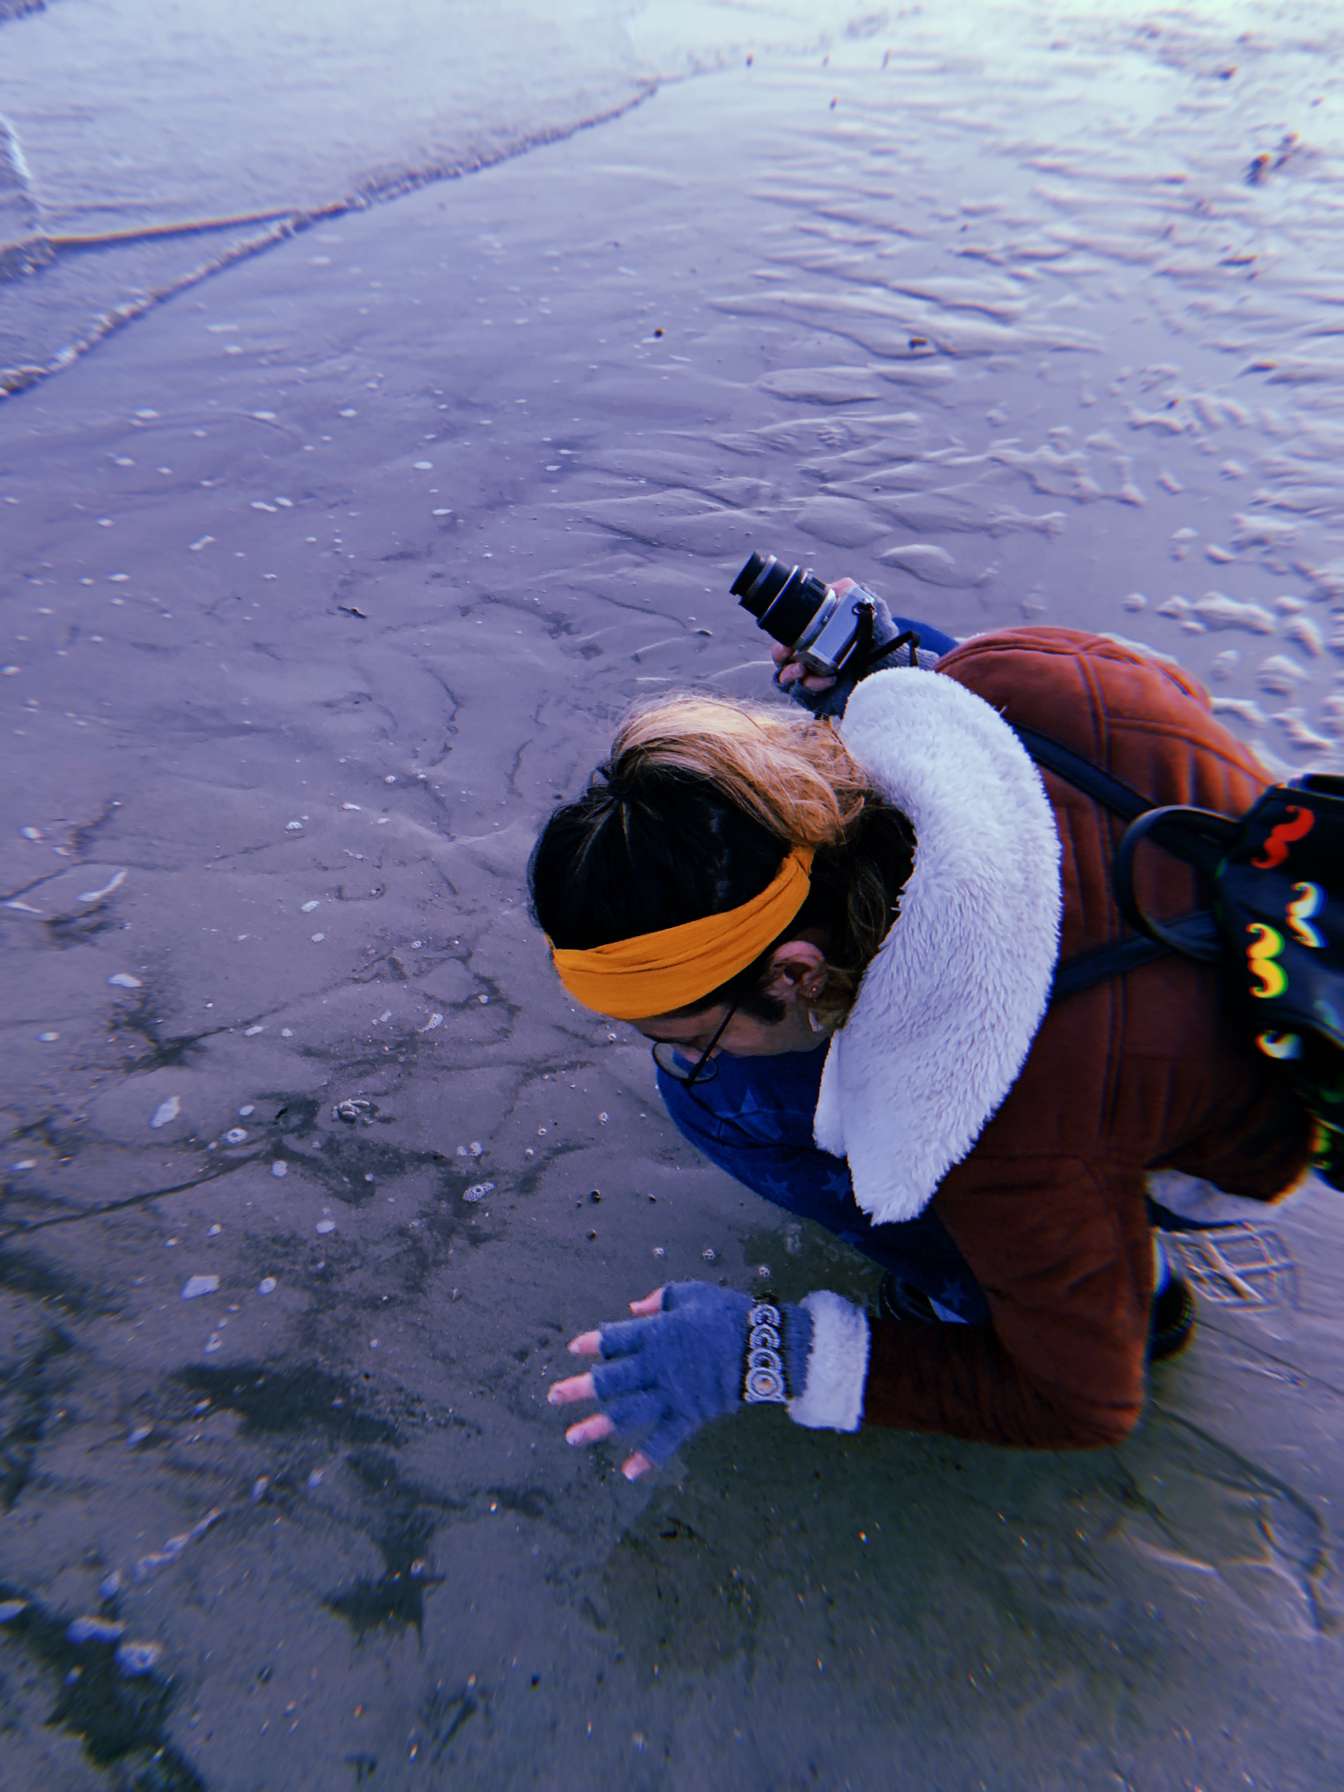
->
xmin=2 ymin=8 xmax=1343 ymax=1788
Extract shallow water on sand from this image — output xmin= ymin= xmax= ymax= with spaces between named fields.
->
xmin=0 ymin=0 xmax=860 ymax=392
xmin=1 ymin=7 xmax=1342 ymax=1790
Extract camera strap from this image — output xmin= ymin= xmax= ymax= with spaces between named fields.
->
xmin=862 ymin=624 xmax=922 ymax=673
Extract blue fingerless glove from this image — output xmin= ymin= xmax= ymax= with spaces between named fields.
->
xmin=589 ymin=1282 xmax=814 ymax=1467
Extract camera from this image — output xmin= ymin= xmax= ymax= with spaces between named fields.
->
xmin=731 ymin=550 xmax=879 ymax=678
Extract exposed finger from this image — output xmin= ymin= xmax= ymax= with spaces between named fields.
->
xmin=566 ymin=1329 xmax=603 ymax=1356
xmin=547 ymin=1371 xmax=596 ymax=1407
xmin=769 ymin=642 xmax=790 ymax=664
xmin=628 ymin=1287 xmax=666 ymax=1316
xmin=621 ymin=1450 xmax=655 ymax=1482
xmin=802 ymin=671 xmax=838 ymax=692
xmin=565 ymin=1412 xmax=616 ymax=1447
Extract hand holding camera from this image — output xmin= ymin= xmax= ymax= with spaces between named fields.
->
xmin=767 ymin=579 xmax=862 ymax=698
xmin=732 ymin=550 xmax=919 ymax=718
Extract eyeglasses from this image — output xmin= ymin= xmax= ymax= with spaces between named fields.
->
xmin=650 ymin=1002 xmax=738 ymax=1088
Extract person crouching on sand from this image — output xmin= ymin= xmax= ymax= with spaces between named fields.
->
xmin=530 ymin=594 xmax=1311 ymax=1480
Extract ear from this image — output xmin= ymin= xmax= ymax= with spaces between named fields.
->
xmin=761 ymin=939 xmax=830 ymax=1005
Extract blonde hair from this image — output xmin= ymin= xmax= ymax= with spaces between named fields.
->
xmin=610 ymin=695 xmax=870 ymax=848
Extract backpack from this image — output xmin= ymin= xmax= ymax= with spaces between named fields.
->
xmin=1014 ymin=724 xmax=1344 ymax=1192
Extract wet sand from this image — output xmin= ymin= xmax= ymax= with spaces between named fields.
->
xmin=2 ymin=21 xmax=1342 ymax=1791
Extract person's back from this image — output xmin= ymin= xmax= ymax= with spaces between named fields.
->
xmin=862 ymin=627 xmax=1311 ymax=1447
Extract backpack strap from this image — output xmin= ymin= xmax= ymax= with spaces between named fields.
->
xmin=1011 ymin=724 xmax=1152 ymax=824
xmin=1011 ymin=723 xmax=1224 ymax=998
xmin=1051 ymin=934 xmax=1167 ymax=999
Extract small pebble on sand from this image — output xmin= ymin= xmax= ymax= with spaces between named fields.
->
xmin=182 ymin=1275 xmax=219 ymax=1299
xmin=67 ymin=1615 xmax=126 ymax=1644
xmin=116 ymin=1640 xmax=164 ymax=1676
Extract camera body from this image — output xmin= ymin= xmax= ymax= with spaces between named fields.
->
xmin=731 ymin=551 xmax=877 ymax=677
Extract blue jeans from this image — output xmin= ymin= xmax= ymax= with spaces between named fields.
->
xmin=657 ymin=1046 xmax=991 ymax=1324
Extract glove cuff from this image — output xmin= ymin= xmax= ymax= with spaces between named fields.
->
xmin=742 ymin=1296 xmax=813 ymax=1404
xmin=788 ymin=1291 xmax=870 ymax=1432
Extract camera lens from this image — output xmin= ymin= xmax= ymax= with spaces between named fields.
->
xmin=731 ymin=551 xmax=788 ymax=618
xmin=731 ymin=552 xmax=822 ymax=647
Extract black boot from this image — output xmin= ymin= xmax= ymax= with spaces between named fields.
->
xmin=1148 ymin=1271 xmax=1197 ymax=1363
xmin=875 ymin=1273 xmax=939 ymax=1324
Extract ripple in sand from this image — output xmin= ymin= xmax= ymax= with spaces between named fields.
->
xmin=1187 ymin=593 xmax=1276 ymax=634
xmin=757 ymin=366 xmax=888 ymax=405
xmin=1211 ymin=694 xmax=1269 ymax=732
xmin=1257 ymin=653 xmax=1311 ymax=696
xmin=795 ymin=495 xmax=890 ymax=549
xmin=1273 ymin=709 xmax=1335 ymax=756
xmin=1283 ymin=616 xmax=1324 ymax=657
xmin=877 ymin=542 xmax=982 ymax=589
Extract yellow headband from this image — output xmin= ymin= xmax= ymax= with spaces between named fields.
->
xmin=550 ymin=845 xmax=815 ymax=1021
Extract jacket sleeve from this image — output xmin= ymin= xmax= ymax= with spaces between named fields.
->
xmin=863 ymin=1155 xmax=1149 ymax=1448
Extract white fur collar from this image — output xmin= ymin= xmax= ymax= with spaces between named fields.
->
xmin=812 ymin=668 xmax=1062 ymax=1224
